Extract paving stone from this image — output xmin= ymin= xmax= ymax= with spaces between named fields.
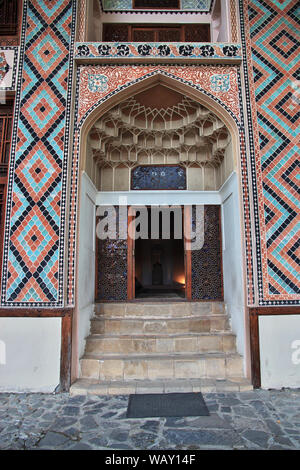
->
xmin=264 ymin=418 xmax=285 ymax=435
xmin=68 ymin=395 xmax=87 ymax=405
xmin=184 ymin=414 xmax=232 ymax=428
xmin=66 ymin=442 xmax=93 ymax=450
xmin=88 ymin=436 xmax=109 ymax=447
xmin=140 ymin=420 xmax=161 ymax=433
xmin=218 ymin=397 xmax=241 ymax=406
xmin=130 ymin=431 xmax=158 ymax=448
xmin=163 ymin=429 xmax=242 ymax=447
xmin=62 ymin=406 xmax=81 ymax=416
xmin=107 ymin=443 xmax=134 ymax=450
xmin=233 ymin=405 xmax=259 ymax=418
xmin=51 ymin=416 xmax=78 ymax=430
xmin=271 ymin=435 xmax=295 ymax=448
xmin=164 ymin=417 xmax=186 ymax=427
xmin=79 ymin=415 xmax=99 ymax=431
xmin=38 ymin=431 xmax=70 ymax=448
xmin=242 ymin=430 xmax=271 ymax=448
xmin=110 ymin=429 xmax=129 ymax=442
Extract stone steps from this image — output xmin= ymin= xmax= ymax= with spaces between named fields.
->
xmin=70 ymin=377 xmax=253 ymax=396
xmin=91 ymin=314 xmax=229 ymax=335
xmin=95 ymin=301 xmax=225 ymax=317
xmin=80 ymin=351 xmax=244 ymax=381
xmin=85 ymin=332 xmax=237 ymax=355
xmin=78 ymin=301 xmax=250 ymax=393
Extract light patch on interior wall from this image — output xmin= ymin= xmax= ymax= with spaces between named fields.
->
xmin=259 ymin=315 xmax=300 ymax=390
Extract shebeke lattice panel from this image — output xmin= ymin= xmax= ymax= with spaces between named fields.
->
xmin=1 ymin=1 xmax=76 ymax=306
xmin=241 ymin=0 xmax=299 ymax=304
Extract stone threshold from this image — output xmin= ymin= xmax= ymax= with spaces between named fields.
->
xmin=70 ymin=378 xmax=253 ymax=396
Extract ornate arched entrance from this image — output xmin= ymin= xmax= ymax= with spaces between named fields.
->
xmin=70 ymin=70 xmax=250 ymax=390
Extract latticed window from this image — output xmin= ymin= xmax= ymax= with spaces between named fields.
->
xmin=0 ymin=0 xmax=18 ymax=35
xmin=0 ymin=183 xmax=4 ymax=230
xmin=0 ymin=102 xmax=13 ymax=266
xmin=0 ymin=104 xmax=12 ymax=177
xmin=103 ymin=24 xmax=210 ymax=42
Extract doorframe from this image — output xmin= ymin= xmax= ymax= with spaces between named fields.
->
xmin=184 ymin=205 xmax=192 ymax=301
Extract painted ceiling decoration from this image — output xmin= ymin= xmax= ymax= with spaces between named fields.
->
xmin=100 ymin=0 xmax=213 ymax=13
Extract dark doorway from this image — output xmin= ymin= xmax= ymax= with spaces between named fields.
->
xmin=135 ymin=207 xmax=185 ymax=299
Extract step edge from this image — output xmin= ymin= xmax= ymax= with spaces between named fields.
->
xmin=81 ymin=352 xmax=244 ymax=360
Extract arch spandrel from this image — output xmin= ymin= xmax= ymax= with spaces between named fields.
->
xmin=77 ymin=66 xmax=241 ymax=135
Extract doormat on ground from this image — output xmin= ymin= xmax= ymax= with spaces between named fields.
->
xmin=126 ymin=392 xmax=210 ymax=418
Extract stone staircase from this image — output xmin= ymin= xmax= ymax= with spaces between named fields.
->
xmin=70 ymin=301 xmax=252 ymax=395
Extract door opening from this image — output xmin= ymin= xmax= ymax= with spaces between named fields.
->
xmin=134 ymin=206 xmax=185 ymax=300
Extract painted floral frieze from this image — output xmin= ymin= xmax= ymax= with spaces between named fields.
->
xmin=75 ymin=43 xmax=241 ymax=62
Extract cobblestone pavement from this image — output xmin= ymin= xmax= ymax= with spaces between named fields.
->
xmin=0 ymin=389 xmax=299 ymax=450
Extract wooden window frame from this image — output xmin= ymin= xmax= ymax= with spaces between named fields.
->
xmin=0 ymin=98 xmax=14 ymax=286
xmin=103 ymin=24 xmax=211 ymax=43
xmin=0 ymin=0 xmax=22 ymax=44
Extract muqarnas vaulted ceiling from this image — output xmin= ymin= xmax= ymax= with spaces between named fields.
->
xmin=87 ymin=84 xmax=233 ymax=191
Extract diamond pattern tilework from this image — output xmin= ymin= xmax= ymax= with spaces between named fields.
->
xmin=240 ymin=0 xmax=300 ymax=304
xmin=1 ymin=0 xmax=76 ymax=306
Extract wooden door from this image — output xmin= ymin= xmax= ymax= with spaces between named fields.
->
xmin=184 ymin=205 xmax=192 ymax=300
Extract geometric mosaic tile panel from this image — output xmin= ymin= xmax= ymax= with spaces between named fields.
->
xmin=0 ymin=0 xmax=76 ymax=306
xmin=240 ymin=0 xmax=300 ymax=305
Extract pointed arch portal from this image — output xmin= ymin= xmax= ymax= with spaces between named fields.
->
xmin=70 ymin=67 xmax=249 ymax=378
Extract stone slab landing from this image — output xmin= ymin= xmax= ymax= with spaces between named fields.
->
xmin=70 ymin=302 xmax=252 ymax=395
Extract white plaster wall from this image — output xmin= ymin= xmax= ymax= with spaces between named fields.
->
xmin=101 ymin=12 xmax=212 ymax=25
xmin=0 ymin=318 xmax=61 ymax=393
xmin=218 ymin=0 xmax=230 ymax=42
xmin=259 ymin=315 xmax=300 ymax=389
xmin=220 ymin=172 xmax=246 ymax=359
xmin=77 ymin=172 xmax=97 ymax=360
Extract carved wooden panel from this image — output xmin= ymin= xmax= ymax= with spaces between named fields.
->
xmin=132 ymin=28 xmax=155 ymax=42
xmin=96 ymin=207 xmax=128 ymax=301
xmin=158 ymin=28 xmax=181 ymax=42
xmin=0 ymin=184 xmax=4 ymax=228
xmin=0 ymin=0 xmax=18 ymax=35
xmin=0 ymin=104 xmax=13 ymax=177
xmin=103 ymin=24 xmax=129 ymax=42
xmin=184 ymin=24 xmax=210 ymax=42
xmin=191 ymin=205 xmax=223 ymax=300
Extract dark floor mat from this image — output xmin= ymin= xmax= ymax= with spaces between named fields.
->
xmin=126 ymin=392 xmax=210 ymax=418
